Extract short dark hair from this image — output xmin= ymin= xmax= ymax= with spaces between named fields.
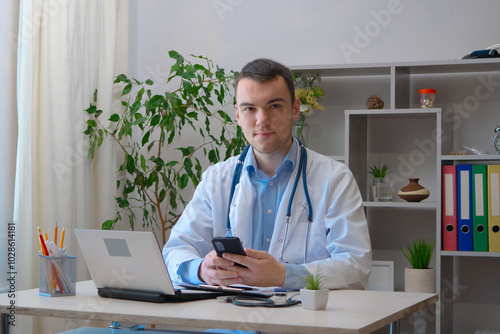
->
xmin=235 ymin=58 xmax=295 ymax=103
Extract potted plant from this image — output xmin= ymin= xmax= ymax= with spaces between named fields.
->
xmin=369 ymin=160 xmax=393 ymax=202
xmin=300 ymin=273 xmax=329 ymax=310
xmin=84 ymin=51 xmax=247 ymax=244
xmin=401 ymin=238 xmax=436 ymax=293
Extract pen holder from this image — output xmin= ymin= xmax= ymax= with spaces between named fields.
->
xmin=38 ymin=254 xmax=76 ymax=296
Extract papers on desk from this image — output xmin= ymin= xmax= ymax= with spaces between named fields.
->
xmin=177 ymin=282 xmax=275 ymax=297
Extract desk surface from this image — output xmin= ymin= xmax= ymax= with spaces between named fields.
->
xmin=1 ymin=280 xmax=438 ymax=334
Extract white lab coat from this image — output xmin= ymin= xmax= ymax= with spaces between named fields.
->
xmin=163 ymin=140 xmax=372 ymax=290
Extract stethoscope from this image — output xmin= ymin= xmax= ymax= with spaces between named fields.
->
xmin=225 ymin=138 xmax=313 ymax=263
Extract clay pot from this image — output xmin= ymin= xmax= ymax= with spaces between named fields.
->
xmin=398 ymin=178 xmax=430 ymax=202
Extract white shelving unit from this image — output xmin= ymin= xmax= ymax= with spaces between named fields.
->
xmin=291 ymin=59 xmax=500 ymax=334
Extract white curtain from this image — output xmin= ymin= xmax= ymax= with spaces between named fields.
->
xmin=7 ymin=0 xmax=129 ymax=333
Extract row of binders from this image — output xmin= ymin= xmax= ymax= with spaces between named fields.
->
xmin=442 ymin=164 xmax=500 ymax=252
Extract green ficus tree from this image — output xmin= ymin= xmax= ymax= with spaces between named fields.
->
xmin=84 ymin=51 xmax=247 ymax=244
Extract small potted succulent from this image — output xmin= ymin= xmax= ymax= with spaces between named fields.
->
xmin=401 ymin=238 xmax=436 ymax=293
xmin=369 ymin=160 xmax=393 ymax=202
xmin=300 ymin=273 xmax=329 ymax=310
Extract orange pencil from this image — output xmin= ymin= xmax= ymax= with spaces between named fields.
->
xmin=59 ymin=226 xmax=65 ymax=249
xmin=54 ymin=223 xmax=58 ymax=245
xmin=44 ymin=229 xmax=48 ymax=241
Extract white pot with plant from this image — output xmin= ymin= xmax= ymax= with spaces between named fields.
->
xmin=401 ymin=238 xmax=436 ymax=293
xmin=369 ymin=160 xmax=393 ymax=202
xmin=300 ymin=273 xmax=329 ymax=310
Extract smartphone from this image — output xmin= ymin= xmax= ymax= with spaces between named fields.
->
xmin=211 ymin=236 xmax=247 ymax=267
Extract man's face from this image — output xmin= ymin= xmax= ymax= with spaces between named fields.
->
xmin=235 ymin=76 xmax=300 ymax=157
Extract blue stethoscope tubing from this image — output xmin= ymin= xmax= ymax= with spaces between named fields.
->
xmin=226 ymin=138 xmax=313 ymax=263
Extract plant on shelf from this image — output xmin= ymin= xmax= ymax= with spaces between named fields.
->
xmin=84 ymin=50 xmax=247 ymax=244
xmin=369 ymin=159 xmax=393 ymax=202
xmin=300 ymin=272 xmax=329 ymax=310
xmin=401 ymin=238 xmax=435 ymax=270
xmin=293 ymin=73 xmax=324 ymax=145
xmin=368 ymin=160 xmax=391 ymax=179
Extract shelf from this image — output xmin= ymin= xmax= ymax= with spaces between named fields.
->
xmin=441 ymin=155 xmax=500 ymax=161
xmin=346 ymin=108 xmax=440 ymax=117
xmin=363 ymin=201 xmax=436 ymax=209
xmin=441 ymin=251 xmax=500 ymax=258
xmin=293 ymin=59 xmax=500 ymax=333
xmin=290 ymin=58 xmax=500 ymax=77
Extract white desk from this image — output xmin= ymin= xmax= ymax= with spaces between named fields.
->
xmin=1 ymin=280 xmax=438 ymax=334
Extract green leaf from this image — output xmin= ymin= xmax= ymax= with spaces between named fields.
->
xmin=84 ymin=125 xmax=93 ymax=136
xmin=122 ymin=84 xmax=132 ymax=96
xmin=109 ymin=114 xmax=120 ymax=122
xmin=165 ymin=161 xmax=179 ymax=167
xmin=177 ymin=146 xmax=195 ymax=157
xmin=217 ymin=109 xmax=232 ymax=122
xmin=115 ymin=74 xmax=128 ymax=83
xmin=182 ymin=80 xmax=193 ymax=94
xmin=208 ymin=149 xmax=217 ymax=164
xmin=145 ymin=79 xmax=154 ymax=85
xmin=85 ymin=105 xmax=98 ymax=114
xmin=151 ymin=114 xmax=161 ymax=126
xmin=142 ymin=131 xmax=151 ymax=146
xmin=140 ymin=155 xmax=147 ymax=171
xmin=132 ymin=117 xmax=148 ymax=126
xmin=101 ymin=220 xmax=114 ymax=230
xmin=126 ymin=154 xmax=135 ymax=174
xmin=179 ymin=174 xmax=189 ymax=189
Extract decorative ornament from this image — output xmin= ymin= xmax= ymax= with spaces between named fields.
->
xmin=366 ymin=94 xmax=385 ymax=109
xmin=398 ymin=178 xmax=430 ymax=202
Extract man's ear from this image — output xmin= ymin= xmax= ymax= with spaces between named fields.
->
xmin=235 ymin=104 xmax=242 ymax=126
xmin=293 ymin=97 xmax=301 ymax=121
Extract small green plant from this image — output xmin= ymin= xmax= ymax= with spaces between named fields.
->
xmin=302 ymin=273 xmax=323 ymax=290
xmin=401 ymin=238 xmax=435 ymax=269
xmin=369 ymin=159 xmax=391 ymax=179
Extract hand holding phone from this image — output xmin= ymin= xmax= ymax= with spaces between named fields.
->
xmin=211 ymin=236 xmax=247 ymax=267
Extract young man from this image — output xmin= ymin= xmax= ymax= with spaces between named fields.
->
xmin=163 ymin=58 xmax=371 ymax=290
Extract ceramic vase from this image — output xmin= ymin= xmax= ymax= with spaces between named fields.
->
xmin=404 ymin=267 xmax=436 ymax=293
xmin=398 ymin=178 xmax=430 ymax=202
xmin=300 ymin=289 xmax=329 ymax=310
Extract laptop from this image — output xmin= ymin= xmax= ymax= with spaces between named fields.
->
xmin=74 ymin=229 xmax=223 ymax=303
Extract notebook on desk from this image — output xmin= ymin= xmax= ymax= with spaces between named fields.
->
xmin=74 ymin=229 xmax=223 ymax=303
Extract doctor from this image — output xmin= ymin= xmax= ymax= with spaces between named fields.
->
xmin=163 ymin=58 xmax=371 ymax=290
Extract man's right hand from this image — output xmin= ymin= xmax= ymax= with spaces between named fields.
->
xmin=198 ymin=250 xmax=244 ymax=286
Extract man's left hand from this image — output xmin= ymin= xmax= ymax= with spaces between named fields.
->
xmin=222 ymin=248 xmax=286 ymax=287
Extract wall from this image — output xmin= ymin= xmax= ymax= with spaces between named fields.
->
xmin=130 ymin=0 xmax=500 ymax=77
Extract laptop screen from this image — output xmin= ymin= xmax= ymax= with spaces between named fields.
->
xmin=75 ymin=229 xmax=175 ymax=295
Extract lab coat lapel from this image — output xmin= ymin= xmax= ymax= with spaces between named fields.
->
xmin=229 ymin=174 xmax=255 ymax=249
xmin=268 ymin=147 xmax=314 ymax=259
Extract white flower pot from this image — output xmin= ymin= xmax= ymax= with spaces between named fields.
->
xmin=404 ymin=267 xmax=436 ymax=293
xmin=300 ymin=288 xmax=329 ymax=310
